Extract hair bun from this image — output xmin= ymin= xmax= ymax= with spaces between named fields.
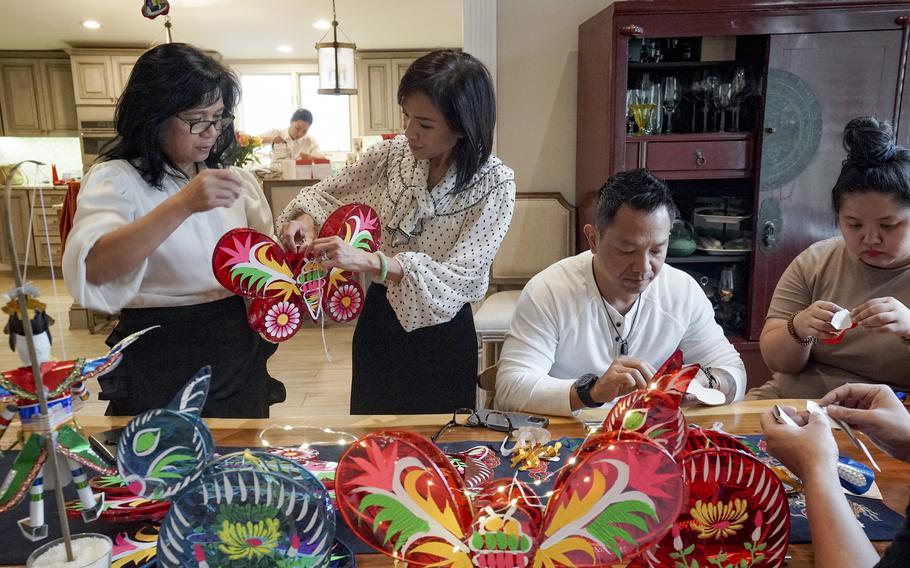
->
xmin=843 ymin=116 xmax=897 ymax=167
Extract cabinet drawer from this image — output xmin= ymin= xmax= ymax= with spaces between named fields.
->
xmin=30 ymin=190 xmax=66 ymax=207
xmin=645 ymin=138 xmax=753 ymax=179
xmin=31 ymin=206 xmax=64 ymax=239
xmin=34 ymin=236 xmax=63 ymax=267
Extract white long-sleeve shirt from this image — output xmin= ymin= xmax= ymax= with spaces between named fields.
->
xmin=263 ymin=128 xmax=326 ymax=160
xmin=278 ymin=136 xmax=516 ymax=332
xmin=495 ymin=251 xmax=746 ymax=416
xmin=62 ymin=160 xmax=274 ymax=314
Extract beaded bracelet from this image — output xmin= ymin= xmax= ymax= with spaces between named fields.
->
xmin=787 ymin=311 xmax=817 ymax=345
xmin=375 ymin=250 xmax=389 ymax=281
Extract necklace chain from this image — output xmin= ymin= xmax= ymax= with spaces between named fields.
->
xmin=592 ymin=261 xmax=642 ymax=356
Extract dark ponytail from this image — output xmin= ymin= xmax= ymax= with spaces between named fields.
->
xmin=832 ymin=116 xmax=910 ymax=213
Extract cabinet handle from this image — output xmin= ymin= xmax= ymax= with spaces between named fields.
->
xmin=694 ymin=150 xmax=707 ymax=167
xmin=764 ymin=126 xmax=776 ymax=134
xmin=762 ymin=220 xmax=778 ymax=249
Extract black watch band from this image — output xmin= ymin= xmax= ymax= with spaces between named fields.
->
xmin=574 ymin=373 xmax=603 ymax=408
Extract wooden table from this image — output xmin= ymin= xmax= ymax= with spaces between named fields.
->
xmin=6 ymin=400 xmax=907 ymax=567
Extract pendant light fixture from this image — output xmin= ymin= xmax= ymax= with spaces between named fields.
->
xmin=316 ymin=0 xmax=357 ymax=95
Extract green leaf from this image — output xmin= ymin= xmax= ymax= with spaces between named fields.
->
xmin=495 ymin=532 xmax=508 ymax=550
xmin=359 ymin=494 xmax=429 ymax=552
xmin=586 ymin=499 xmax=660 ymax=560
xmin=471 ymin=532 xmax=484 ymax=549
xmin=231 ymin=266 xmax=273 ymax=292
xmin=647 ymin=428 xmax=670 ymax=439
xmin=682 ymin=544 xmax=695 ymax=555
xmin=622 ymin=409 xmax=648 ymax=431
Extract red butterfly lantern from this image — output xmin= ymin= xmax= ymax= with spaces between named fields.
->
xmin=213 ymin=204 xmax=381 ymax=342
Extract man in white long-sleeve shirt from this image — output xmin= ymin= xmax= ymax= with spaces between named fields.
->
xmin=495 ymin=168 xmax=746 ymax=416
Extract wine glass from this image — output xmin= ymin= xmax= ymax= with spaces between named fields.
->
xmin=626 ymin=89 xmax=636 ymax=133
xmin=713 ymin=83 xmax=734 ymax=132
xmin=701 ymin=73 xmax=720 ymax=132
xmin=719 ymin=265 xmax=736 ymax=303
xmin=662 ymin=76 xmax=681 ymax=133
xmin=630 ymin=86 xmax=658 ymax=135
xmin=730 ymin=65 xmax=753 ymax=131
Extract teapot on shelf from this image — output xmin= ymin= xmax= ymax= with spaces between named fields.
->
xmin=668 ymin=218 xmax=697 ymax=256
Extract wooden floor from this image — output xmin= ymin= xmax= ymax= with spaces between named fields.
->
xmin=0 ymin=269 xmax=356 ymax=418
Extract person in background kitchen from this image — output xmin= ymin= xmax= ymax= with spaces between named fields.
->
xmin=260 ymin=108 xmax=327 ymax=161
xmin=749 ymin=116 xmax=910 ymax=399
xmin=761 ymin=382 xmax=910 ymax=567
xmin=278 ymin=49 xmax=515 ymax=414
xmin=494 ymin=168 xmax=746 ymax=417
xmin=62 ymin=42 xmax=282 ymax=418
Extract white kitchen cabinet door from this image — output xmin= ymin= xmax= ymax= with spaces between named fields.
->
xmin=71 ymin=55 xmax=115 ymax=104
xmin=391 ymin=58 xmax=415 ymax=133
xmin=357 ymin=60 xmax=393 ymax=135
xmin=111 ymin=55 xmax=139 ymax=100
xmin=0 ymin=60 xmax=45 ymax=135
xmin=39 ymin=60 xmax=78 ymax=134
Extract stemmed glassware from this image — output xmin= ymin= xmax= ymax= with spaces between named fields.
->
xmin=662 ymin=76 xmax=680 ymax=133
xmin=630 ymin=84 xmax=659 ymax=135
xmin=701 ymin=72 xmax=720 ymax=132
xmin=730 ymin=65 xmax=753 ymax=131
xmin=713 ymin=83 xmax=734 ymax=132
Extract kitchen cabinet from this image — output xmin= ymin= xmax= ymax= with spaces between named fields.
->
xmin=69 ymin=50 xmax=144 ymax=105
xmin=0 ymin=187 xmax=66 ymax=268
xmin=355 ymin=51 xmax=427 ymax=136
xmin=0 ymin=56 xmax=77 ymax=136
xmin=577 ymin=0 xmax=910 ymax=389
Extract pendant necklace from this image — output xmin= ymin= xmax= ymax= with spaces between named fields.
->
xmin=592 ymin=264 xmax=642 ymax=356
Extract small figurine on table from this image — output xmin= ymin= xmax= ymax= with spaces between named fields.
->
xmin=0 ymin=285 xmax=155 ymax=540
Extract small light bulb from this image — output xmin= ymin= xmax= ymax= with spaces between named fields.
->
xmin=276 ymin=45 xmax=293 ymax=53
xmin=82 ymin=20 xmax=101 ymax=30
xmin=313 ymin=19 xmax=331 ymax=29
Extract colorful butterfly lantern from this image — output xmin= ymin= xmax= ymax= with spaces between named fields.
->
xmin=599 ymin=351 xmax=791 ymax=568
xmin=117 ymin=367 xmax=343 ymax=567
xmin=335 ymin=429 xmax=686 ymax=567
xmin=213 ymin=203 xmax=381 ymax=342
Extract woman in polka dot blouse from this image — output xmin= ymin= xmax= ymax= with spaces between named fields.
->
xmin=278 ymin=49 xmax=516 ymax=414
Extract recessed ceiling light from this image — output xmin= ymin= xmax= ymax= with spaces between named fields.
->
xmin=82 ymin=20 xmax=101 ymax=30
xmin=276 ymin=45 xmax=293 ymax=53
xmin=313 ymin=20 xmax=331 ymax=30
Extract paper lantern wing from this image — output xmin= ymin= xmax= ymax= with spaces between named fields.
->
xmin=533 ymin=432 xmax=685 ymax=566
xmin=335 ymin=430 xmax=474 ymax=565
xmin=603 ymin=389 xmax=688 ymax=458
xmin=319 ymin=204 xmax=380 ymax=323
xmin=641 ymin=448 xmax=790 ymax=568
xmin=213 ymin=228 xmax=300 ymax=301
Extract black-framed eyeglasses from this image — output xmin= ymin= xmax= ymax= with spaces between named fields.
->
xmin=176 ymin=115 xmax=234 ymax=135
xmin=430 ymin=407 xmax=514 ymax=443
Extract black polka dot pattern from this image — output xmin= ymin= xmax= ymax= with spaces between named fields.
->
xmin=277 ymin=137 xmax=517 ymax=332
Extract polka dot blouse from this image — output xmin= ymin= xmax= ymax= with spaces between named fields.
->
xmin=277 ymin=136 xmax=516 ymax=332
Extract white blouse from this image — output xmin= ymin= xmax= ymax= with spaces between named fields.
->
xmin=278 ymin=136 xmax=516 ymax=332
xmin=63 ymin=160 xmax=274 ymax=314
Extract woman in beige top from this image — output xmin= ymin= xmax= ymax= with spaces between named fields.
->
xmin=749 ymin=116 xmax=910 ymax=399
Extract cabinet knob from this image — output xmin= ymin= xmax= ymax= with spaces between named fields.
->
xmin=694 ymin=149 xmax=707 ymax=167
xmin=764 ymin=126 xmax=777 ymax=134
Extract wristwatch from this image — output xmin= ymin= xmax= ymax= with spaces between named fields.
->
xmin=574 ymin=373 xmax=603 ymax=408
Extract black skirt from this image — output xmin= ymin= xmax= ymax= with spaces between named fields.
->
xmin=99 ymin=295 xmax=270 ymax=418
xmin=351 ymin=283 xmax=476 ymax=414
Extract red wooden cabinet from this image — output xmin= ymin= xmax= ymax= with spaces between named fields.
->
xmin=578 ymin=0 xmax=910 ymax=385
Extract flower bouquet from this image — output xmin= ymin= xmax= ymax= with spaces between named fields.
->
xmin=230 ymin=132 xmax=263 ymax=168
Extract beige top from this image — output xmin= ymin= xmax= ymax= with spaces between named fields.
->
xmin=764 ymin=236 xmax=910 ymax=397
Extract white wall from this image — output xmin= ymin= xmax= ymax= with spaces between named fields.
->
xmin=497 ymin=0 xmax=610 ymax=204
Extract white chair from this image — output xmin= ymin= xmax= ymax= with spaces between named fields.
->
xmin=475 ymin=193 xmax=574 ymax=406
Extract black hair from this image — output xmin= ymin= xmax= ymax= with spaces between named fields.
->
xmin=99 ymin=43 xmax=241 ymax=188
xmin=291 ymin=108 xmax=314 ymax=124
xmin=832 ymin=116 xmax=910 ymax=213
xmin=397 ymin=49 xmax=495 ymax=193
xmin=595 ymin=168 xmax=678 ymax=230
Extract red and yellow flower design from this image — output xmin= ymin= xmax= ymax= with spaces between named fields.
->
xmin=327 ymin=284 xmax=362 ymax=322
xmin=264 ymin=301 xmax=301 ymax=339
xmin=690 ymin=498 xmax=748 ymax=539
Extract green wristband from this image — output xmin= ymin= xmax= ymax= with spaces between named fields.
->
xmin=375 ymin=250 xmax=388 ymax=281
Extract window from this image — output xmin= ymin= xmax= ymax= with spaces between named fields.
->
xmin=234 ymin=67 xmax=352 ymax=153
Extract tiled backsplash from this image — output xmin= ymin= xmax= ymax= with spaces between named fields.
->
xmin=0 ymin=137 xmax=82 ymax=184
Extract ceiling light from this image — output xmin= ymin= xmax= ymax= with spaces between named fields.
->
xmin=313 ymin=20 xmax=331 ymax=30
xmin=316 ymin=0 xmax=357 ymax=95
xmin=82 ymin=20 xmax=101 ymax=30
xmin=276 ymin=45 xmax=293 ymax=53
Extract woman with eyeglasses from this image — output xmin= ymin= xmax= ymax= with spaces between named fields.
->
xmin=62 ymin=43 xmax=276 ymax=418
